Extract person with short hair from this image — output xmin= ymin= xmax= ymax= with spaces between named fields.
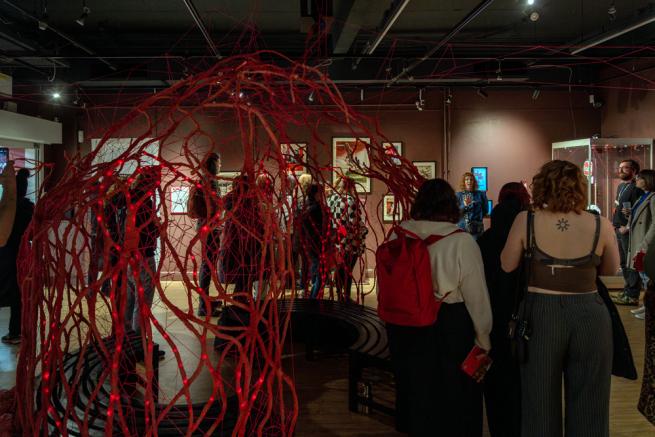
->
xmin=501 ymin=160 xmax=620 ymax=437
xmin=0 ymin=168 xmax=34 ymax=345
xmin=387 ymin=178 xmax=491 ymax=436
xmin=614 ymin=158 xmax=644 ymax=305
xmin=626 ymin=169 xmax=655 ymax=318
xmin=457 ymin=172 xmax=488 ymax=240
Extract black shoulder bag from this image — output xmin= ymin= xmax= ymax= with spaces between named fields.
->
xmin=507 ymin=210 xmax=533 ymax=363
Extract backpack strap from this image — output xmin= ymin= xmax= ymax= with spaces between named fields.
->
xmin=424 ymin=229 xmax=464 ymax=246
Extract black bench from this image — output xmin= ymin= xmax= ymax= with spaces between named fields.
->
xmin=215 ymin=299 xmax=393 ymax=416
xmin=41 ymin=333 xmax=240 ymax=436
xmin=275 ymin=299 xmax=393 ymax=416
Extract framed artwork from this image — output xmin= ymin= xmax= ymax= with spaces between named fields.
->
xmin=413 ymin=161 xmax=437 ymax=180
xmin=217 ymin=171 xmax=240 ymax=197
xmin=332 ymin=137 xmax=371 ymax=193
xmin=170 ymin=186 xmax=190 ymax=214
xmin=383 ymin=195 xmax=403 ymax=222
xmin=280 ymin=143 xmax=307 ymax=174
xmin=382 ymin=142 xmax=402 ymax=165
xmin=471 ymin=166 xmax=488 ymax=191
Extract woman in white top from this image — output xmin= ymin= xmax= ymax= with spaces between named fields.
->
xmin=386 ymin=178 xmax=492 ymax=437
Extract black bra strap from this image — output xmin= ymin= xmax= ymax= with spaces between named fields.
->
xmin=591 ymin=213 xmax=601 ymax=255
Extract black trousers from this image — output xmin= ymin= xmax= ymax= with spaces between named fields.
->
xmin=335 ymin=252 xmax=358 ymax=302
xmin=387 ymin=303 xmax=483 ymax=437
xmin=199 ymin=228 xmax=221 ymax=314
xmin=616 ymin=230 xmax=641 ymax=298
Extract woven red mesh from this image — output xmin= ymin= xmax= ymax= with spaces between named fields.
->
xmin=12 ymin=52 xmax=424 ymax=436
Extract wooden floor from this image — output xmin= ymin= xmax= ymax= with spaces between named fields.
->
xmin=0 ymin=277 xmax=653 ymax=436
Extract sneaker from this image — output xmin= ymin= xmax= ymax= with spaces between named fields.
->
xmin=612 ymin=294 xmax=639 ymax=306
xmin=1 ymin=334 xmax=21 ymax=345
xmin=635 ymin=312 xmax=646 ymax=320
xmin=631 ymin=305 xmax=646 ymax=315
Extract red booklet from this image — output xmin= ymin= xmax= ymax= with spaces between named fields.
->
xmin=461 ymin=345 xmax=493 ymax=379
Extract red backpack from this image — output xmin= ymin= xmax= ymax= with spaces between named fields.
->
xmin=376 ymin=226 xmax=463 ymax=327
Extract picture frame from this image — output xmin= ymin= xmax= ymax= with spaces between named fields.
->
xmin=382 ymin=141 xmax=402 ymax=165
xmin=170 ymin=185 xmax=190 ymax=214
xmin=280 ymin=143 xmax=307 ymax=174
xmin=413 ymin=161 xmax=437 ymax=180
xmin=217 ymin=171 xmax=240 ymax=197
xmin=383 ymin=194 xmax=403 ymax=222
xmin=332 ymin=137 xmax=371 ymax=193
xmin=471 ymin=166 xmax=488 ymax=191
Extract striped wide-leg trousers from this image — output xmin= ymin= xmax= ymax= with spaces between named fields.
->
xmin=520 ymin=292 xmax=612 ymax=437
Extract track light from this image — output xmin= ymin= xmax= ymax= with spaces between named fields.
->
xmin=476 ymin=88 xmax=488 ymax=99
xmin=360 ymin=88 xmax=365 ymax=102
xmin=76 ymin=5 xmax=90 ymax=26
xmin=308 ymin=91 xmax=314 ymax=102
xmin=531 ymin=88 xmax=541 ymax=100
xmin=38 ymin=20 xmax=48 ymax=31
xmin=445 ymin=93 xmax=453 ymax=105
xmin=51 ymin=91 xmax=61 ymax=99
xmin=496 ymin=60 xmax=503 ymax=81
xmin=415 ymin=88 xmax=425 ymax=111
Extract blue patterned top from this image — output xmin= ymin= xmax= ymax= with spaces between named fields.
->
xmin=456 ymin=190 xmax=488 ymax=237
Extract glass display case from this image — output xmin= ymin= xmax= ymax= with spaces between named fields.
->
xmin=552 ymin=138 xmax=653 ymax=219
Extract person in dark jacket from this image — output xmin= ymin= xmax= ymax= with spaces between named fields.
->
xmin=300 ymin=183 xmax=325 ymax=298
xmin=457 ymin=172 xmax=488 ymax=239
xmin=0 ymin=168 xmax=34 ymax=345
xmin=614 ymin=159 xmax=645 ymax=305
xmin=477 ymin=182 xmax=530 ymax=437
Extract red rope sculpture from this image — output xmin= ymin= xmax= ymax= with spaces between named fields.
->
xmin=11 ymin=51 xmax=424 ymax=436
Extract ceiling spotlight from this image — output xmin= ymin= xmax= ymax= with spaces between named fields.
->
xmin=308 ymin=91 xmax=315 ymax=102
xmin=445 ymin=93 xmax=453 ymax=105
xmin=51 ymin=91 xmax=61 ymax=99
xmin=38 ymin=20 xmax=48 ymax=31
xmin=476 ymin=88 xmax=488 ymax=99
xmin=529 ymin=11 xmax=540 ymax=21
xmin=76 ymin=5 xmax=91 ymax=26
xmin=531 ymin=88 xmax=541 ymax=100
xmin=527 ymin=0 xmax=535 ymax=5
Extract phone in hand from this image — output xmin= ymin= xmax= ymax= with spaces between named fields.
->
xmin=0 ymin=147 xmax=8 ymax=173
xmin=461 ymin=345 xmax=493 ymax=382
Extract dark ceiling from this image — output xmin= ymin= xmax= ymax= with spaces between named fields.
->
xmin=1 ymin=0 xmax=655 ymax=96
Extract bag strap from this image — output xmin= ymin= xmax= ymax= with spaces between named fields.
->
xmin=511 ymin=211 xmax=534 ymax=316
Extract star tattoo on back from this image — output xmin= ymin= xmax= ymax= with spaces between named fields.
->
xmin=556 ymin=218 xmax=570 ymax=232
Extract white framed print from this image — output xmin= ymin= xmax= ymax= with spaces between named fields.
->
xmin=383 ymin=142 xmax=402 ymax=165
xmin=217 ymin=171 xmax=240 ymax=197
xmin=332 ymin=137 xmax=371 ymax=193
xmin=170 ymin=185 xmax=190 ymax=214
xmin=383 ymin=194 xmax=403 ymax=223
xmin=280 ymin=143 xmax=307 ymax=174
xmin=413 ymin=161 xmax=437 ymax=180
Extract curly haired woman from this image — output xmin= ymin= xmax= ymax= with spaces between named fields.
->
xmin=501 ymin=160 xmax=620 ymax=437
xmin=456 ymin=172 xmax=488 ymax=240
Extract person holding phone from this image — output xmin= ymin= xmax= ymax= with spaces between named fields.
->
xmin=614 ymin=159 xmax=644 ymax=305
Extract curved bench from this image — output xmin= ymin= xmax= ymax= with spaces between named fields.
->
xmin=275 ymin=299 xmax=392 ymax=416
xmin=41 ymin=333 xmax=239 ymax=436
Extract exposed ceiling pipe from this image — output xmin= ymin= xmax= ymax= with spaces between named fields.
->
xmin=0 ymin=49 xmax=50 ymax=77
xmin=570 ymin=12 xmax=655 ymax=55
xmin=352 ymin=0 xmax=410 ymax=70
xmin=181 ymin=0 xmax=221 ymax=59
xmin=366 ymin=0 xmax=411 ymax=55
xmin=387 ymin=0 xmax=495 ymax=86
xmin=2 ymin=0 xmax=117 ymax=71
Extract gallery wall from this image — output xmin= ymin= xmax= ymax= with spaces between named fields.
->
xmin=36 ymin=87 xmax=600 ymax=285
